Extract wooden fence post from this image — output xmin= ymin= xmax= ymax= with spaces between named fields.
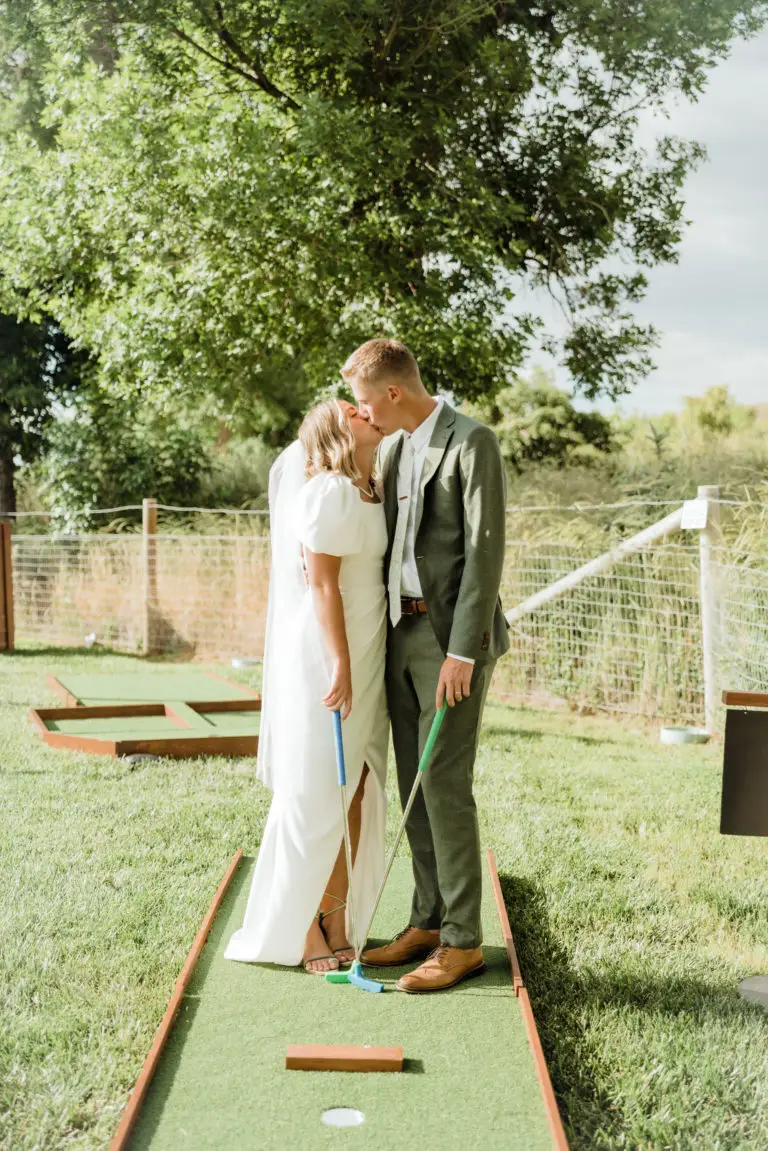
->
xmin=142 ymin=498 xmax=157 ymax=656
xmin=698 ymin=484 xmax=721 ymax=733
xmin=0 ymin=521 xmax=14 ymax=651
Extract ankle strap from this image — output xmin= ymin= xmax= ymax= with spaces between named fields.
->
xmin=319 ymin=892 xmax=347 ymax=920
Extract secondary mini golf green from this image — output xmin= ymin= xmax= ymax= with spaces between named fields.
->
xmin=118 ymin=853 xmax=563 ymax=1150
xmin=31 ymin=672 xmax=261 ymax=758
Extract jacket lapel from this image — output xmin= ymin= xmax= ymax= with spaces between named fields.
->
xmin=382 ymin=434 xmax=404 ymax=538
xmin=415 ymin=402 xmax=455 ymax=535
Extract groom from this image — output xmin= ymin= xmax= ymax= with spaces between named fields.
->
xmin=343 ymin=338 xmax=509 ymax=992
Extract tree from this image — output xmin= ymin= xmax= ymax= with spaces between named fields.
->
xmin=464 ymin=367 xmax=615 ymax=473
xmin=0 ymin=314 xmax=83 ymax=515
xmin=1 ymin=1 xmax=766 ymax=429
xmin=683 ymin=384 xmax=756 ymax=438
xmin=38 ymin=392 xmax=213 ymax=530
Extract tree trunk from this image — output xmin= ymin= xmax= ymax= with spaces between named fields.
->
xmin=0 ymin=447 xmax=16 ymax=518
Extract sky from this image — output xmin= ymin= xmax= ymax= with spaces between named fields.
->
xmin=519 ymin=27 xmax=768 ymax=417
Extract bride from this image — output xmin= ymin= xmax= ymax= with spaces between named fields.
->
xmin=224 ymin=398 xmax=389 ymax=974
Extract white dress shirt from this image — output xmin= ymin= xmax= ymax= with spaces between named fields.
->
xmin=399 ymin=397 xmax=443 ymax=597
xmin=395 ymin=397 xmax=474 ymax=666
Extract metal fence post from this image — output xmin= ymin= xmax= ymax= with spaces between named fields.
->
xmin=142 ymin=498 xmax=157 ymax=656
xmin=698 ymin=484 xmax=721 ymax=733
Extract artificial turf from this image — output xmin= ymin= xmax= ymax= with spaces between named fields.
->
xmin=47 ymin=671 xmax=257 ymax=705
xmin=126 ymin=855 xmax=553 ymax=1150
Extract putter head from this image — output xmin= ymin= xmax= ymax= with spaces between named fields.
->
xmin=348 ymin=961 xmax=384 ymax=994
xmin=325 ymin=970 xmax=351 ymax=983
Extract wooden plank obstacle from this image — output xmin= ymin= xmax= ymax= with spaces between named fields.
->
xmin=285 ymin=1044 xmax=404 ymax=1073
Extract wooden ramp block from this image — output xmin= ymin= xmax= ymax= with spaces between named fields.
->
xmin=285 ymin=1044 xmax=403 ymax=1073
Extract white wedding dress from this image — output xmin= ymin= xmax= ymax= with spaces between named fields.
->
xmin=224 ymin=445 xmax=389 ymax=965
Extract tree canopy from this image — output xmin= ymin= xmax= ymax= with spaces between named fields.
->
xmin=1 ymin=1 xmax=766 ymax=436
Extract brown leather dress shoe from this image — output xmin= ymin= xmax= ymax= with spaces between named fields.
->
xmin=360 ymin=925 xmax=441 ymax=967
xmin=395 ymin=944 xmax=485 ymax=993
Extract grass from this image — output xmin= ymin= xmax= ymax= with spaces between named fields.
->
xmin=1 ymin=646 xmax=767 ymax=1149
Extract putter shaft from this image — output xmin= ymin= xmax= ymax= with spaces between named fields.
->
xmin=356 ymin=703 xmax=447 ymax=956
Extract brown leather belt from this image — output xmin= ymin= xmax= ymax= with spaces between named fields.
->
xmin=400 ymin=596 xmax=428 ymax=615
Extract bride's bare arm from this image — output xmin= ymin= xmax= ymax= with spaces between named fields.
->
xmin=302 ymin=546 xmax=353 ymax=719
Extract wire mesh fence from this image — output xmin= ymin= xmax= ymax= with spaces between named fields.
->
xmin=7 ymin=497 xmax=768 ymax=725
xmin=12 ymin=533 xmax=270 ymax=659
xmin=497 ymin=541 xmax=706 ymax=723
xmin=713 ymin=547 xmax=768 ymax=699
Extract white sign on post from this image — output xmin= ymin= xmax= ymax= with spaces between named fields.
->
xmin=681 ymin=499 xmax=709 ymax=530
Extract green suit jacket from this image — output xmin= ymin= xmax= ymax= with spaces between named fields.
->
xmin=380 ymin=402 xmax=510 ymax=665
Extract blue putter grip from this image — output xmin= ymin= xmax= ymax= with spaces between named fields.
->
xmin=332 ymin=709 xmax=346 ymax=787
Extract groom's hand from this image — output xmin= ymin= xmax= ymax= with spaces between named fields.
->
xmin=436 ymin=657 xmax=473 ymax=710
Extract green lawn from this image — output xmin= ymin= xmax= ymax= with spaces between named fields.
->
xmin=1 ymin=646 xmax=767 ymax=1149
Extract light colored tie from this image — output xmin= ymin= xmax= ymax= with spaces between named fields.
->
xmin=388 ymin=437 xmax=415 ymax=627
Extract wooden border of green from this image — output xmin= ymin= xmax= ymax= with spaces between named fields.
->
xmin=34 ymin=704 xmax=170 ymax=722
xmin=487 ymin=848 xmax=569 ymax=1150
xmin=722 ymin=689 xmax=768 ymax=709
xmin=109 ymin=849 xmax=244 ymax=1151
xmin=0 ymin=522 xmax=13 ymax=651
xmin=46 ymin=675 xmax=80 ymax=706
xmin=487 ymin=847 xmax=524 ymax=995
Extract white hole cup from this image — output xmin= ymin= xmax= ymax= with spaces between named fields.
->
xmin=321 ymin=1108 xmax=365 ymax=1128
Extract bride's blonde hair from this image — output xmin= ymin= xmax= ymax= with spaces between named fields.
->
xmin=299 ymin=399 xmax=361 ymax=482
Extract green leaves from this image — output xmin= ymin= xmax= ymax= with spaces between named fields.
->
xmin=38 ymin=392 xmax=213 ymax=530
xmin=464 ymin=367 xmax=617 ymax=473
xmin=0 ymin=0 xmax=765 ymax=428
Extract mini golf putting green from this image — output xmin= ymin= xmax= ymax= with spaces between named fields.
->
xmin=117 ymin=852 xmax=565 ymax=1150
xmin=46 ymin=670 xmax=260 ymax=708
xmin=31 ymin=672 xmax=261 ymax=759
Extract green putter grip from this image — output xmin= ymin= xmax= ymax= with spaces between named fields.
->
xmin=418 ymin=702 xmax=447 ymax=773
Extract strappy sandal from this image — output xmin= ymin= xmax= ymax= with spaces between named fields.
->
xmin=318 ymin=894 xmax=355 ymax=968
xmin=303 ymin=911 xmax=340 ymax=976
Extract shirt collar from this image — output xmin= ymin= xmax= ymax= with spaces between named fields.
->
xmin=407 ymin=396 xmax=443 ymax=453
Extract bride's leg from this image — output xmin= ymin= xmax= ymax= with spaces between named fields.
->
xmin=302 ymin=915 xmax=340 ymax=974
xmin=317 ymin=764 xmax=369 ymax=950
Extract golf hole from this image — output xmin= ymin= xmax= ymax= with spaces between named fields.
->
xmin=321 ymin=1108 xmax=365 ymax=1128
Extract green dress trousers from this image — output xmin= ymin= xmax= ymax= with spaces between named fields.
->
xmin=386 ymin=611 xmax=495 ymax=950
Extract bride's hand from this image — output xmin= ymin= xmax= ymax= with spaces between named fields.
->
xmin=323 ymin=659 xmax=352 ymax=720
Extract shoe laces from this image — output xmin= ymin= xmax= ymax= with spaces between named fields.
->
xmin=427 ymin=944 xmax=453 ymax=962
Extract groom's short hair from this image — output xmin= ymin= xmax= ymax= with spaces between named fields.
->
xmin=341 ymin=339 xmax=421 ymax=390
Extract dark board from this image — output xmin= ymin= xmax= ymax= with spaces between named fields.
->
xmin=720 ymin=708 xmax=768 ymax=837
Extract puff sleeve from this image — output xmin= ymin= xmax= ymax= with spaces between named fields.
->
xmin=294 ymin=473 xmax=365 ymax=556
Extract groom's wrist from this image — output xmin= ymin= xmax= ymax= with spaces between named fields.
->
xmin=447 ymin=651 xmax=475 ymax=666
